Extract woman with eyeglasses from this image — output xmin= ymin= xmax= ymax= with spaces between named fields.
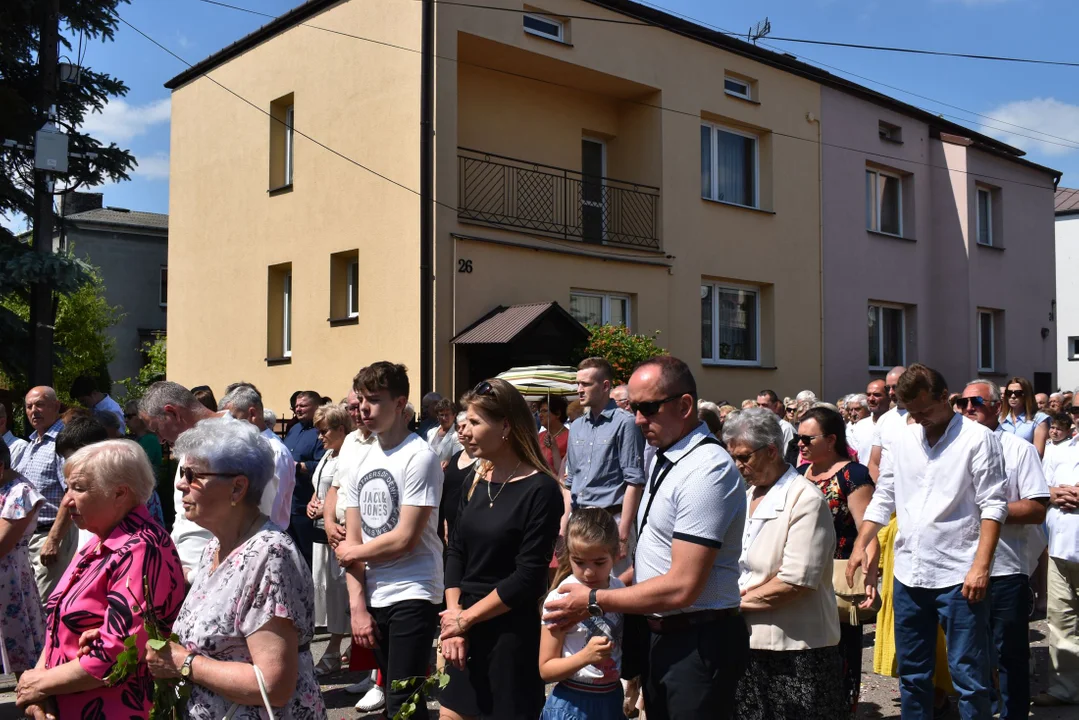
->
xmin=796 ymin=406 xmax=875 ymax=718
xmin=439 ymin=379 xmax=564 ymax=720
xmin=1001 ymin=376 xmax=1050 ymax=457
xmin=142 ymin=416 xmax=325 ymax=718
xmin=723 ymin=408 xmax=845 ymax=719
xmin=15 ymin=440 xmax=185 ymax=720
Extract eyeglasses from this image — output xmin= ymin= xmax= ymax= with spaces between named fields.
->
xmin=796 ymin=434 xmax=823 ymax=446
xmin=731 ymin=446 xmax=765 ymax=465
xmin=629 ymin=395 xmax=682 ymax=417
xmin=785 ymin=406 xmax=797 ymax=414
xmin=1067 ymin=407 xmax=1079 ymax=417
xmin=1005 ymin=390 xmax=1025 ymax=399
xmin=473 ymin=381 xmax=494 ymax=396
xmin=953 ymin=397 xmax=988 ymax=411
xmin=885 ymin=385 xmax=897 ymax=393
xmin=179 ymin=466 xmax=241 ymax=487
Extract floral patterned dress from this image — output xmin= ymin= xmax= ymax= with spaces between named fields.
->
xmin=0 ymin=475 xmax=44 ymax=673
xmin=173 ymin=521 xmax=325 ymax=720
xmin=44 ymin=505 xmax=186 ymax=719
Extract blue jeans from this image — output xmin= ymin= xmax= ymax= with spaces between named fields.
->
xmin=541 ymin=682 xmax=623 ymax=720
xmin=990 ymin=574 xmax=1031 ymax=718
xmin=893 ymin=580 xmax=993 ymax=720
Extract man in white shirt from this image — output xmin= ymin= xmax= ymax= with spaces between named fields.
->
xmin=959 ymin=380 xmax=1049 ymax=717
xmin=337 ymin=362 xmax=443 ymax=719
xmin=1034 ymin=391 xmax=1079 ymax=707
xmin=138 ymin=381 xmax=226 ymax=581
xmin=218 ymin=382 xmax=296 ymax=530
xmin=849 ymin=364 xmax=1008 ymax=719
xmin=851 ymin=380 xmax=890 ymax=470
xmin=756 ymin=389 xmax=794 ymax=451
xmin=867 ymin=366 xmax=907 ymax=480
xmin=0 ymin=402 xmax=28 ymax=470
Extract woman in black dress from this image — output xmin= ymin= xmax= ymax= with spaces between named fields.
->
xmin=439 ymin=379 xmax=564 ymax=720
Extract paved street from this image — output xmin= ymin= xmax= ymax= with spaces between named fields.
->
xmin=0 ymin=619 xmax=1075 ymax=719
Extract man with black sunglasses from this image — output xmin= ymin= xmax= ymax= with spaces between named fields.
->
xmin=565 ymin=357 xmax=644 ymax=572
xmin=960 ymin=380 xmax=1049 ymax=717
xmin=546 ymin=355 xmax=747 ymax=720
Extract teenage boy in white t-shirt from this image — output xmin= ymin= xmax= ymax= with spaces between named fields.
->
xmin=337 ymin=362 xmax=444 ymax=718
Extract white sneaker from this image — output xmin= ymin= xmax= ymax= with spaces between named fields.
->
xmin=354 ymin=685 xmax=386 ymax=713
xmin=345 ymin=676 xmax=373 ymax=695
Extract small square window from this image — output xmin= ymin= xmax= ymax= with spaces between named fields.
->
xmin=523 ymin=13 xmax=564 ymax=42
xmin=879 ymin=120 xmax=903 ymax=143
xmin=724 ymin=76 xmax=752 ymax=101
xmin=569 ymin=290 xmax=631 ymax=331
xmin=1069 ymin=337 xmax=1079 ymax=361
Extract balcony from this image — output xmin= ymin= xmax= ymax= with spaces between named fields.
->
xmin=457 ymin=148 xmax=661 ymax=250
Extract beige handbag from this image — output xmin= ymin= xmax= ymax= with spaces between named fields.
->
xmin=833 ymin=559 xmax=881 ymax=625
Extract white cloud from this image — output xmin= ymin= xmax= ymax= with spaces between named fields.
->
xmin=176 ymin=32 xmax=191 ymax=49
xmin=80 ymin=98 xmax=171 ymax=145
xmin=133 ymin=152 xmax=170 ymax=181
xmin=980 ymin=97 xmax=1079 ymax=157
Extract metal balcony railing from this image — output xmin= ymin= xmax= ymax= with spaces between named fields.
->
xmin=457 ymin=148 xmax=660 ymax=250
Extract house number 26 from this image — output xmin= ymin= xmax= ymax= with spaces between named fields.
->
xmin=458 ymin=259 xmax=473 ymax=273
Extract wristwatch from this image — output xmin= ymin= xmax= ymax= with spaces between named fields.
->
xmin=180 ymin=652 xmax=196 ymax=684
xmin=588 ymin=589 xmax=603 ymax=617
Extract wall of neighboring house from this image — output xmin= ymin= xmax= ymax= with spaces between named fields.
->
xmin=821 ymin=85 xmax=1057 ymax=398
xmin=67 ymin=226 xmax=167 ymax=395
xmin=1057 ymin=215 xmax=1079 ymax=391
xmin=435 ymin=0 xmax=824 ymax=403
xmin=167 ymin=0 xmax=423 ymax=413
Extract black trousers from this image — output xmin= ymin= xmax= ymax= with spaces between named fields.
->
xmin=370 ymin=599 xmax=440 ymax=718
xmin=644 ymin=614 xmax=750 ymax=720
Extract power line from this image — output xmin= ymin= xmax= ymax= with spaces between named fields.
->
xmin=195 ymin=0 xmax=1079 ymax=151
xmin=766 ymin=36 xmax=1079 ymax=69
xmin=180 ymin=0 xmax=1062 ymax=188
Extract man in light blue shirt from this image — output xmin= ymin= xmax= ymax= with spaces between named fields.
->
xmin=565 ymin=357 xmax=644 ymax=568
xmin=70 ymin=374 xmax=126 ymax=435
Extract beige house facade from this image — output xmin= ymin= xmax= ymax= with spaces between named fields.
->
xmin=165 ymin=0 xmax=1058 ymax=412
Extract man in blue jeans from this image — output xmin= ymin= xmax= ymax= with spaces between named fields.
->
xmin=959 ymin=379 xmax=1049 ymax=718
xmin=848 ymin=364 xmax=1008 ymax=719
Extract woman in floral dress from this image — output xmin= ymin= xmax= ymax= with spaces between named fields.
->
xmin=146 ymin=417 xmax=325 ymax=719
xmin=796 ymin=406 xmax=875 ymax=718
xmin=0 ymin=441 xmax=44 ymax=675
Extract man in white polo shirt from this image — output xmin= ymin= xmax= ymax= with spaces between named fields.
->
xmin=1034 ymin=390 xmax=1079 ymax=707
xmin=848 ymin=364 xmax=1008 ymax=719
xmin=959 ymin=379 xmax=1049 ymax=717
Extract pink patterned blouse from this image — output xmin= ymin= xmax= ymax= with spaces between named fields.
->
xmin=43 ymin=505 xmax=185 ymax=719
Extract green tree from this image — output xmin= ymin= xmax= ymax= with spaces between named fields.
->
xmin=118 ymin=336 xmax=165 ymax=403
xmin=0 ymin=267 xmax=122 ymax=404
xmin=574 ymin=323 xmax=667 ymax=385
xmin=1 ymin=0 xmax=136 ymax=384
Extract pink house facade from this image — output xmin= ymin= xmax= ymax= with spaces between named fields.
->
xmin=820 ymin=86 xmax=1060 ymax=399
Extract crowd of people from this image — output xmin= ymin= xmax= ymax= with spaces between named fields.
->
xmin=0 ymin=359 xmax=1075 ymax=719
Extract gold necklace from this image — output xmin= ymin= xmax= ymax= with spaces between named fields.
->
xmin=487 ymin=460 xmax=523 ymax=507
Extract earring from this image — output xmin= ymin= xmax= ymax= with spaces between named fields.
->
xmin=230 ymin=500 xmax=237 ymax=507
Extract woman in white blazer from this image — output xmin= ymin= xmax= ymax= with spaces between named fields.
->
xmin=722 ymin=408 xmax=845 ymax=720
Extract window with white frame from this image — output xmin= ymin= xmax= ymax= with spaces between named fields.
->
xmin=283 ymin=271 xmax=293 ymax=358
xmin=523 ymin=13 xmax=564 ymax=41
xmin=868 ymin=303 xmax=905 ymax=369
xmin=701 ymin=282 xmax=760 ymax=364
xmin=159 ymin=266 xmax=168 ymax=308
xmin=1069 ymin=336 xmax=1079 ymax=361
xmin=284 ymin=106 xmax=295 ymax=186
xmin=347 ymin=260 xmax=359 ymax=318
xmin=724 ymin=75 xmax=752 ymax=101
xmin=976 ymin=187 xmax=993 ymax=246
xmin=866 ymin=168 xmax=902 ymax=236
xmin=978 ymin=310 xmax=995 ymax=372
xmin=701 ymin=123 xmax=758 ymax=208
xmin=569 ymin=291 xmax=630 ymax=330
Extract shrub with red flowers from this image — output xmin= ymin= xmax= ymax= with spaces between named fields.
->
xmin=574 ymin=324 xmax=666 ymax=385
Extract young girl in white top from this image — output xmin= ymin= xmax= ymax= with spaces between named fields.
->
xmin=539 ymin=508 xmax=626 ymax=720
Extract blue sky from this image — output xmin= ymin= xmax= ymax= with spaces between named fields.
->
xmin=6 ymin=0 xmax=1079 ymax=229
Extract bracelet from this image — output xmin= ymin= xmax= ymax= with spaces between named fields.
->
xmin=455 ymin=613 xmax=465 ymax=633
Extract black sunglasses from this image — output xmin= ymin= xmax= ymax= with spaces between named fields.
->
xmin=1067 ymin=407 xmax=1079 ymax=417
xmin=954 ymin=397 xmax=988 ymax=411
xmin=731 ymin=446 xmax=765 ymax=464
xmin=179 ymin=466 xmax=241 ymax=486
xmin=473 ymin=381 xmax=495 ymax=396
xmin=1005 ymin=389 xmax=1025 ymax=398
xmin=796 ymin=434 xmax=823 ymax=446
xmin=630 ymin=395 xmax=682 ymax=417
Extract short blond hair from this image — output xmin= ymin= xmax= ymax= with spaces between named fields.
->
xmin=64 ymin=439 xmax=155 ymax=504
xmin=314 ymin=403 xmax=354 ymax=433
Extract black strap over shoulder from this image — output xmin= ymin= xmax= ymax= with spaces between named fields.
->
xmin=637 ymin=436 xmax=722 ymax=538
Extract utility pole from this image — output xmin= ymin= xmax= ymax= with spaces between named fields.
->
xmin=418 ymin=0 xmax=434 ymax=399
xmin=28 ymin=0 xmax=61 ymax=388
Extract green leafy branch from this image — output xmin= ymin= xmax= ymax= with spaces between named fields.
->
xmin=389 ymin=668 xmax=450 ymax=719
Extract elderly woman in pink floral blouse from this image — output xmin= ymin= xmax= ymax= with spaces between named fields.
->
xmin=15 ymin=440 xmax=185 ymax=720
